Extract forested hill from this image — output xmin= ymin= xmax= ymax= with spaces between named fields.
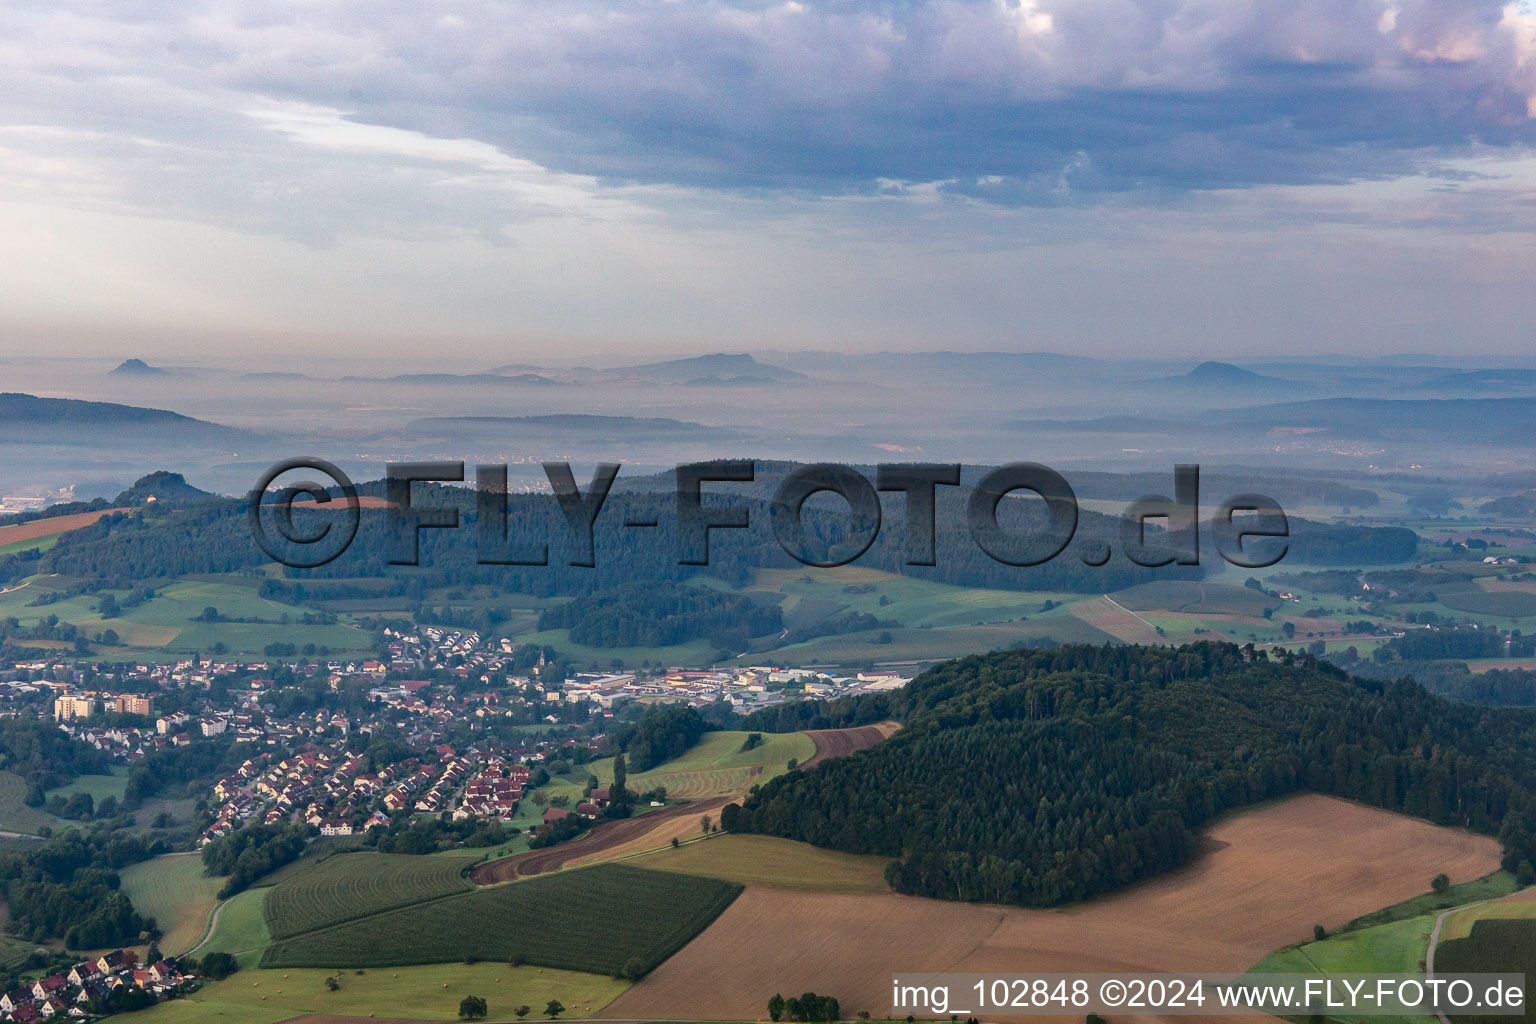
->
xmin=726 ymin=642 xmax=1536 ymax=907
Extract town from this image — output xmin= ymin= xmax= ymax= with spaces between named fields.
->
xmin=1 ymin=624 xmax=909 ymax=849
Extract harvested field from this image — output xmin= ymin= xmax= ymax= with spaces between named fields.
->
xmin=639 ymin=834 xmax=892 ymax=894
xmin=471 ymin=798 xmax=732 ymax=883
xmin=603 ymin=794 xmax=1501 ymax=1022
xmin=0 ymin=508 xmax=126 ymax=547
xmin=1112 ymin=580 xmax=1279 ymax=617
xmin=799 ymin=721 xmax=901 ymax=770
xmin=1070 ymin=595 xmax=1166 ymax=644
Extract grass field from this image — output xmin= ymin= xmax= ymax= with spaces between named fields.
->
xmin=264 ymin=852 xmax=477 ymax=939
xmin=1345 ymin=871 xmax=1519 ymax=932
xmin=1111 ymin=580 xmax=1281 ymax=616
xmin=119 ymin=853 xmax=226 ymax=955
xmin=541 ymin=731 xmax=815 ymax=803
xmin=0 ymin=770 xmax=62 ymax=835
xmin=638 ymin=834 xmax=892 ymax=894
xmin=0 ymin=935 xmax=42 ymax=972
xmin=261 ymin=863 xmax=743 ymax=975
xmin=130 ymin=962 xmax=629 ymax=1024
xmin=743 ymin=618 xmax=1115 ymax=666
xmin=46 ymin=767 xmax=128 ymax=804
xmin=189 ymin=887 xmax=272 ymax=968
xmin=1254 ymin=914 xmax=1436 ymax=974
xmin=0 ymin=577 xmax=370 ymax=654
xmin=1436 ymin=587 xmax=1536 ymax=619
xmin=1441 ymin=886 xmax=1536 ymax=941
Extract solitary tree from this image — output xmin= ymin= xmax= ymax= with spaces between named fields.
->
xmin=545 ymin=1000 xmax=566 ymax=1019
xmin=1432 ymin=873 xmax=1451 ymax=894
xmin=458 ymin=994 xmax=488 ymax=1020
xmin=622 ymin=956 xmax=645 ymax=981
xmin=515 ymin=1007 xmax=530 ymax=1020
xmin=1313 ymin=924 xmax=1328 ymax=941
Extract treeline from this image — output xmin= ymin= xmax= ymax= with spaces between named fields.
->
xmin=1373 ymin=627 xmax=1536 ymax=664
xmin=0 ymin=827 xmax=162 ymax=948
xmin=739 ymin=692 xmax=898 ymax=733
xmin=728 ymin=642 xmax=1536 ymax=908
xmin=619 ymin=704 xmax=706 ymax=772
xmin=0 ymin=717 xmax=111 ymax=804
xmin=124 ymin=735 xmax=248 ymax=809
xmin=202 ymin=822 xmax=309 ymax=897
xmin=537 ymin=583 xmax=781 ymax=649
xmin=1286 ymin=520 xmax=1419 ymax=565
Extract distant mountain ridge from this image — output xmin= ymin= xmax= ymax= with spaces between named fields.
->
xmin=601 ymin=352 xmax=807 ymax=384
xmin=0 ymin=393 xmax=247 ymax=444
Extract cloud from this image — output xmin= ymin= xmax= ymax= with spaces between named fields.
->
xmin=3 ymin=0 xmax=1534 ymax=203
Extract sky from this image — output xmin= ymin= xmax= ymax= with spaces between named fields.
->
xmin=2 ymin=0 xmax=1535 ymax=363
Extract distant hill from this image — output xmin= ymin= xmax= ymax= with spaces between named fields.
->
xmin=0 ymin=393 xmax=247 ymax=444
xmin=1146 ymin=361 xmax=1305 ymax=395
xmin=602 ymin=353 xmax=807 ymax=385
xmin=1016 ymin=396 xmax=1536 ymax=446
xmin=338 ymin=372 xmax=561 ymax=386
xmin=113 ymin=471 xmax=218 ymax=507
xmin=406 ymin=413 xmax=742 ymax=441
xmin=109 ymin=358 xmax=166 ymax=376
xmin=1424 ymin=368 xmax=1536 ymax=392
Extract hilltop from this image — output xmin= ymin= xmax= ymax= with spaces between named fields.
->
xmin=730 ymin=642 xmax=1536 ymax=906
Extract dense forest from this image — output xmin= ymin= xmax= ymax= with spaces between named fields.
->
xmin=0 ymin=827 xmax=162 ymax=948
xmin=201 ymin=822 xmax=309 ymax=897
xmin=727 ymin=642 xmax=1536 ymax=907
xmin=0 ymin=718 xmax=111 ymax=805
xmin=618 ymin=704 xmax=707 ymax=772
xmin=537 ymin=582 xmax=781 ymax=648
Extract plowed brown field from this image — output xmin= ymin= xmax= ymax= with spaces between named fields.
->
xmin=470 ymin=798 xmax=732 ymax=883
xmin=799 ymin=721 xmax=900 ymax=770
xmin=603 ymin=793 xmax=1501 ymax=1023
xmin=0 ymin=508 xmax=126 ymax=545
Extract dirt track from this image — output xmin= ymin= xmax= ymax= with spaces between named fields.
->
xmin=470 ymin=798 xmax=733 ymax=883
xmin=799 ymin=721 xmax=900 ymax=770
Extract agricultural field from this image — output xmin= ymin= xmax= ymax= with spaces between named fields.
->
xmin=0 ymin=576 xmax=369 ymax=654
xmin=1435 ymin=917 xmax=1536 ymax=1022
xmin=45 ymin=767 xmax=127 ymax=804
xmin=739 ymin=567 xmax=1087 ymax=630
xmin=602 ymin=795 xmax=1501 ymax=1021
xmin=741 ymin=618 xmax=1115 ymax=667
xmin=0 ymin=509 xmax=125 ymax=556
xmin=0 ymin=770 xmax=62 ymax=835
xmin=0 ymin=935 xmax=42 ymax=972
xmin=639 ymin=834 xmax=893 ymax=894
xmin=130 ymin=962 xmax=629 ymax=1024
xmin=119 ymin=853 xmax=225 ymax=955
xmin=1440 ymin=885 xmax=1536 ymax=942
xmin=264 ymin=852 xmax=477 ymax=939
xmin=188 ymin=886 xmax=272 ymax=968
xmin=261 ymin=863 xmax=743 ymax=975
xmin=1111 ymin=580 xmax=1281 ymax=617
xmin=539 ymin=730 xmax=815 ymax=804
